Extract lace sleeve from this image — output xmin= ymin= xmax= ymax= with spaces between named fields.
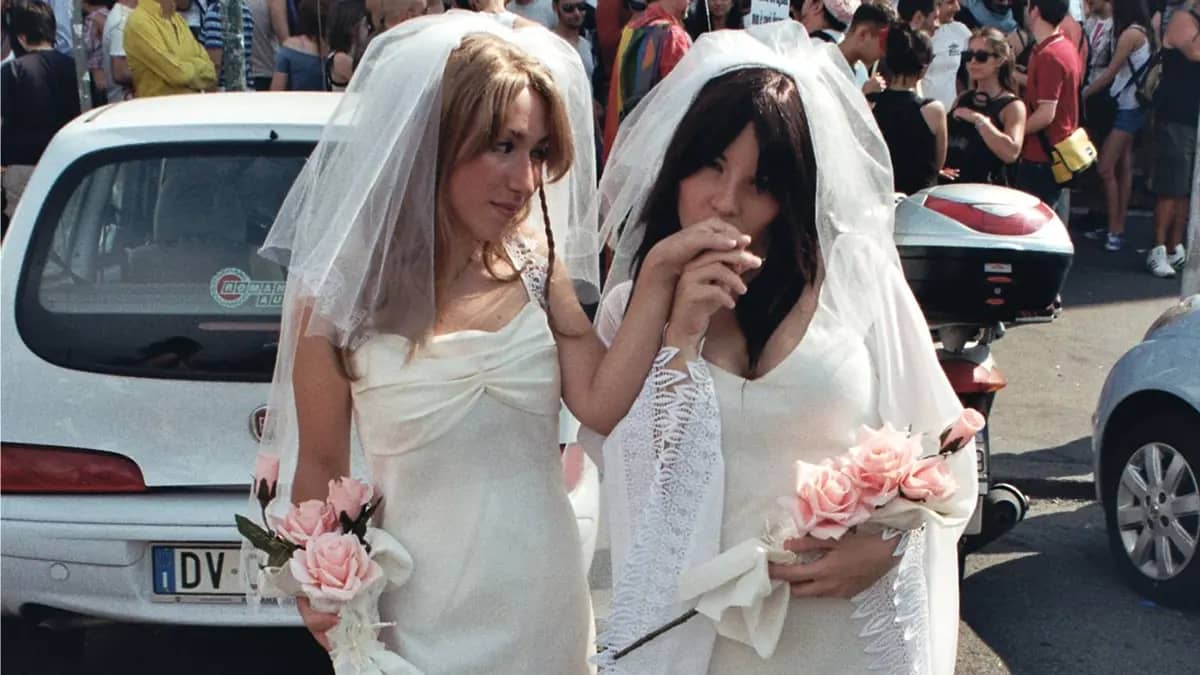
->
xmin=599 ymin=347 xmax=725 ymax=674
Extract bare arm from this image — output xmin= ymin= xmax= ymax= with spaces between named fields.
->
xmin=270 ymin=71 xmax=288 ymax=91
xmin=554 ymin=223 xmax=758 ymax=434
xmin=922 ymin=100 xmax=948 ymax=172
xmin=269 ymin=0 xmax=291 ymax=40
xmin=957 ymin=99 xmax=1027 ymax=164
xmin=207 ymin=46 xmax=222 ymax=73
xmin=112 ymin=55 xmax=132 ymax=86
xmin=1024 ymin=99 xmax=1058 ymax=135
xmin=1082 ymin=28 xmax=1146 ymax=98
xmin=290 ymin=308 xmax=352 ymax=503
xmin=1165 ymin=5 xmax=1200 ymax=60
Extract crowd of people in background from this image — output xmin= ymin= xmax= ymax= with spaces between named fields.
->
xmin=1 ymin=0 xmax=1197 ymax=275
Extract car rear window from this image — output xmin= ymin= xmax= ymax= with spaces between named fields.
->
xmin=16 ymin=142 xmax=313 ymax=381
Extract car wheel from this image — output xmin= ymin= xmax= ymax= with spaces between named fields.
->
xmin=1102 ymin=411 xmax=1200 ymax=609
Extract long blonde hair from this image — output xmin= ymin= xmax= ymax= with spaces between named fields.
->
xmin=434 ymin=33 xmax=575 ymax=303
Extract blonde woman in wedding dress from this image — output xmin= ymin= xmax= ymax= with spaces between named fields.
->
xmin=249 ymin=11 xmax=759 ymax=674
xmin=591 ymin=22 xmax=978 ymax=675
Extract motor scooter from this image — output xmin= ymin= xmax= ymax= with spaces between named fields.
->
xmin=894 ymin=184 xmax=1074 ymax=560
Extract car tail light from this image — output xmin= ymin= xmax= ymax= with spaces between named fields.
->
xmin=924 ymin=195 xmax=1054 ymax=236
xmin=1 ymin=443 xmax=147 ymax=493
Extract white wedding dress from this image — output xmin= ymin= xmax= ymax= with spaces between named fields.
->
xmin=346 ymin=240 xmax=592 ymax=674
xmin=595 ymin=244 xmax=975 ymax=674
xmin=704 ymin=299 xmax=920 ymax=673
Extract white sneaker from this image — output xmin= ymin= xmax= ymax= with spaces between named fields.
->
xmin=1147 ymin=245 xmax=1177 ymax=278
xmin=1167 ymin=244 xmax=1187 ymax=270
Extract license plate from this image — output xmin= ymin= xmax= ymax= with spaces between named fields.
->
xmin=151 ymin=544 xmax=244 ymax=598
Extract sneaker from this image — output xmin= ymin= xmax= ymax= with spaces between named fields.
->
xmin=1105 ymin=232 xmax=1125 ymax=252
xmin=1083 ymin=227 xmax=1108 ymax=241
xmin=1146 ymin=245 xmax=1177 ymax=278
xmin=1167 ymin=244 xmax=1187 ymax=270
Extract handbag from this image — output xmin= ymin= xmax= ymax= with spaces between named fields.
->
xmin=1038 ymin=127 xmax=1099 ymax=185
xmin=1136 ymin=52 xmax=1163 ymax=108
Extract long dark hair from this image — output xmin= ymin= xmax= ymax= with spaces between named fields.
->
xmin=1112 ymin=0 xmax=1154 ymax=49
xmin=326 ymin=0 xmax=366 ymax=54
xmin=631 ymin=68 xmax=820 ymax=375
xmin=685 ymin=0 xmax=744 ymax=40
xmin=883 ymin=21 xmax=934 ymax=78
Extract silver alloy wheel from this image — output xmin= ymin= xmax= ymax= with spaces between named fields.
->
xmin=1115 ymin=442 xmax=1200 ymax=581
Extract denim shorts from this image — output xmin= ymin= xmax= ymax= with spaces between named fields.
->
xmin=1112 ymin=107 xmax=1147 ymax=134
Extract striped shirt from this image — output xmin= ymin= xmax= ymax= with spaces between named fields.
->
xmin=200 ymin=1 xmax=254 ymax=88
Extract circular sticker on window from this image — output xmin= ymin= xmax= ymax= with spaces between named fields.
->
xmin=210 ymin=268 xmax=286 ymax=309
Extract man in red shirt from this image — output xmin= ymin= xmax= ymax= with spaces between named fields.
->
xmin=602 ymin=0 xmax=691 ymax=161
xmin=1016 ymin=0 xmax=1081 ymax=218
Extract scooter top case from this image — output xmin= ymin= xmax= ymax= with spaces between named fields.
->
xmin=894 ymin=184 xmax=1074 ymax=328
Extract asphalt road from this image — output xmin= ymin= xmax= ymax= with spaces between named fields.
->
xmin=4 ymin=213 xmax=1197 ymax=674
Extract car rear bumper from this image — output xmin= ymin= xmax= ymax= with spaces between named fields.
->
xmin=1 ymin=492 xmax=300 ymax=627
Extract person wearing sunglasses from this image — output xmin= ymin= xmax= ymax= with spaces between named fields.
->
xmin=943 ymin=26 xmax=1027 ymax=184
xmin=553 ymin=0 xmax=595 ymax=80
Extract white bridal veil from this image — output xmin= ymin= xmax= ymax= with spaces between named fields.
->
xmin=243 ymin=10 xmax=599 ymax=598
xmin=594 ymin=21 xmax=976 ymax=675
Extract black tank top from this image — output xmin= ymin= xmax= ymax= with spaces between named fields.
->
xmin=868 ymin=89 xmax=940 ymax=195
xmin=947 ymin=90 xmax=1019 ymax=185
xmin=1155 ymin=9 xmax=1200 ymax=124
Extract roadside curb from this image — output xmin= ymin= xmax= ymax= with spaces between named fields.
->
xmin=1005 ymin=477 xmax=1095 ymax=500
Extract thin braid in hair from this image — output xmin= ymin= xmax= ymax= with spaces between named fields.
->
xmin=537 ymin=183 xmax=555 ymax=309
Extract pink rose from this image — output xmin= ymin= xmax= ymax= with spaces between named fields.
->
xmin=843 ymin=424 xmax=921 ymax=507
xmin=899 ymin=456 xmax=958 ymax=502
xmin=252 ymin=453 xmax=280 ymax=505
xmin=289 ymin=532 xmax=382 ymax=609
xmin=271 ymin=499 xmax=337 ymax=546
xmin=326 ymin=477 xmax=374 ymax=523
xmin=783 ymin=458 xmax=873 ymax=540
xmin=940 ymin=409 xmax=986 ymax=454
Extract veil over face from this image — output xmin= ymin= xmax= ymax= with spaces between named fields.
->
xmin=243 ymin=10 xmax=599 ymax=600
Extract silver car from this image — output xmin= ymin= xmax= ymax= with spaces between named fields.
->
xmin=1092 ymin=294 xmax=1199 ymax=608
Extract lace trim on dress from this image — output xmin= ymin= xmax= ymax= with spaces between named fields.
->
xmin=598 ymin=347 xmax=722 ymax=671
xmin=850 ymin=526 xmax=932 ymax=674
xmin=504 ymin=235 xmax=549 ymax=310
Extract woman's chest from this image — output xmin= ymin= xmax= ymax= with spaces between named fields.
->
xmin=711 ymin=315 xmax=880 ymax=467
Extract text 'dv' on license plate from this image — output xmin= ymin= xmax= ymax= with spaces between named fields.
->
xmin=151 ymin=544 xmax=244 ymax=601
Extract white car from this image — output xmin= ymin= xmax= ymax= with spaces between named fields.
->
xmin=1 ymin=93 xmax=598 ymax=639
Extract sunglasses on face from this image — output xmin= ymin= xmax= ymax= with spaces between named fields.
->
xmin=560 ymin=2 xmax=585 ymax=11
xmin=962 ymin=50 xmax=997 ymax=63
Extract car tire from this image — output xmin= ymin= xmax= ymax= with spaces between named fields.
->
xmin=1101 ymin=410 xmax=1200 ymax=609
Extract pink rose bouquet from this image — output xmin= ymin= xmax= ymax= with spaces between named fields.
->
xmin=783 ymin=458 xmax=872 ymax=539
xmin=782 ymin=410 xmax=980 ymax=541
xmin=613 ymin=410 xmax=984 ymax=663
xmin=291 ymin=532 xmax=385 ymax=612
xmin=236 ymin=465 xmax=416 ymax=674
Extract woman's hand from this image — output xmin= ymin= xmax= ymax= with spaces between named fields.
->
xmin=641 ymin=218 xmax=752 ymax=289
xmin=952 ymin=108 xmax=985 ymax=126
xmin=938 ymin=167 xmax=961 ymax=181
xmin=297 ymin=596 xmax=339 ymax=651
xmin=767 ymin=529 xmax=901 ymax=599
xmin=662 ymin=248 xmax=761 ymax=354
